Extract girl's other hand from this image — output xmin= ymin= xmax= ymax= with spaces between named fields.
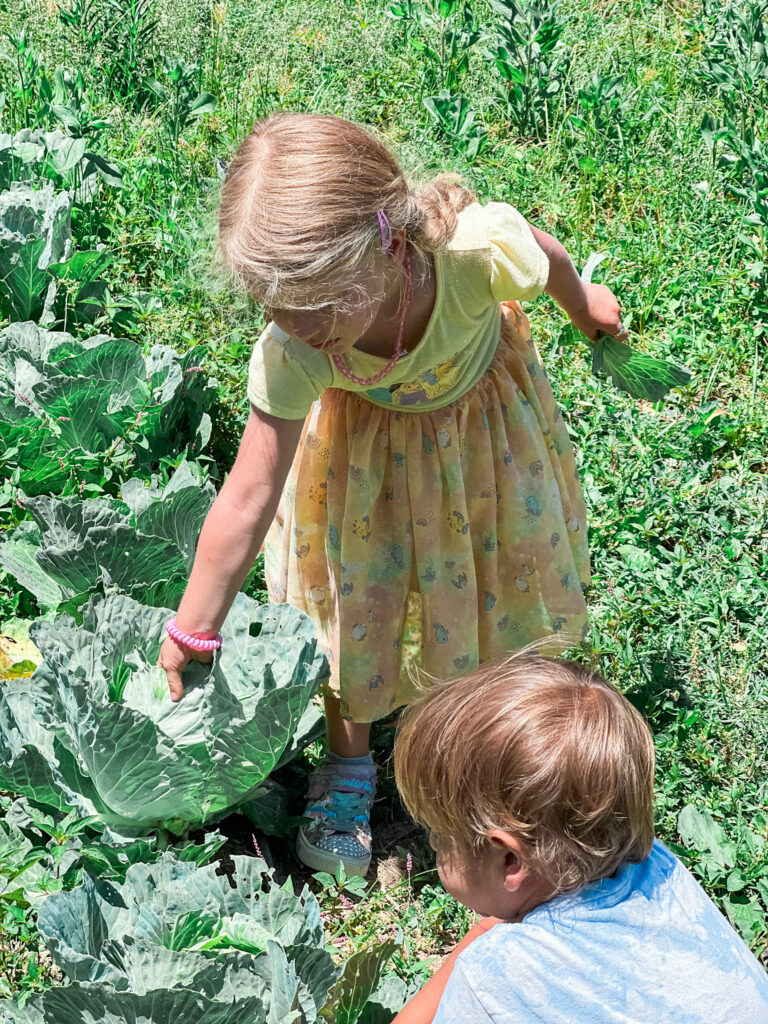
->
xmin=568 ymin=282 xmax=624 ymax=342
xmin=158 ymin=636 xmax=213 ymax=703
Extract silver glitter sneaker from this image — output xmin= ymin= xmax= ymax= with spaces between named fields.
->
xmin=295 ymin=758 xmax=376 ymax=877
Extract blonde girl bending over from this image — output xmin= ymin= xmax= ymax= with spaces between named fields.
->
xmin=158 ymin=112 xmax=624 ymax=876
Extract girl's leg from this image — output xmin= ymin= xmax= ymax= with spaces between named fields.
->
xmin=295 ymin=690 xmax=376 ymax=876
xmin=324 ymin=690 xmax=372 ymax=757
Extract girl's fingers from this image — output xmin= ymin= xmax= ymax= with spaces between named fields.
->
xmin=166 ymin=667 xmax=184 ymax=702
xmin=158 ymin=639 xmax=188 ymax=701
xmin=157 ymin=638 xmax=213 ymax=702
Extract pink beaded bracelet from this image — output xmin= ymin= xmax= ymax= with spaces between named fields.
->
xmin=165 ymin=618 xmax=222 ymax=651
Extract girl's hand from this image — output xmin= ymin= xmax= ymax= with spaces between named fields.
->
xmin=158 ymin=636 xmax=213 ymax=703
xmin=568 ymin=282 xmax=625 ymax=343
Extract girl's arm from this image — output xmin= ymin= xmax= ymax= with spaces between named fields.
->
xmin=392 ymin=918 xmax=503 ymax=1024
xmin=528 ymin=224 xmax=623 ymax=342
xmin=159 ymin=404 xmax=303 ymax=701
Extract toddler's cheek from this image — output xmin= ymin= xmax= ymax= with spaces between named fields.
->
xmin=436 ymin=860 xmax=455 ymax=899
xmin=435 ymin=850 xmax=467 ymax=902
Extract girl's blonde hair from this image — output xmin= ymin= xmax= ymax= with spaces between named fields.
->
xmin=218 ymin=112 xmax=476 ymax=312
xmin=395 ymin=655 xmax=655 ymax=894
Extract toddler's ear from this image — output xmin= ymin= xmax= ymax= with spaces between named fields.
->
xmin=486 ymin=829 xmax=529 ymax=893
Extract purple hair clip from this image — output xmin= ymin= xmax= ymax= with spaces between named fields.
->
xmin=377 ymin=209 xmax=392 ymax=252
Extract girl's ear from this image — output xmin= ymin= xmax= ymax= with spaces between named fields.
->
xmin=387 ymin=227 xmax=408 ymax=261
xmin=486 ymin=829 xmax=529 ymax=893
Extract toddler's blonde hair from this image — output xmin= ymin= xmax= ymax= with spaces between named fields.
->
xmin=217 ymin=112 xmax=476 ymax=312
xmin=395 ymin=655 xmax=655 ymax=893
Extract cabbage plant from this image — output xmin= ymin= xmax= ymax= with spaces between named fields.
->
xmin=0 ymin=854 xmax=399 ymax=1024
xmin=0 ymin=183 xmax=71 ymax=323
xmin=0 ymin=592 xmax=327 ymax=837
xmin=0 ymin=321 xmax=215 ymax=502
xmin=0 ymin=128 xmax=122 ymax=194
xmin=0 ymin=460 xmax=215 ymax=614
xmin=0 ymin=793 xmax=223 ymax=912
xmin=0 ymin=987 xmax=266 ymax=1023
xmin=40 ymin=855 xmax=335 ymax=1017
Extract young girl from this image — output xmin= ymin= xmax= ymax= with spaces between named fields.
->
xmin=158 ymin=112 xmax=624 ymax=876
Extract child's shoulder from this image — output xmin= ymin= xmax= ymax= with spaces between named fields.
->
xmin=450 ymin=842 xmax=721 ymax=969
xmin=247 ymin=321 xmax=333 ymax=420
xmin=446 ymin=841 xmax=768 ymax=1020
xmin=447 ymin=201 xmax=488 ymax=254
xmin=447 ymin=200 xmax=530 ymax=255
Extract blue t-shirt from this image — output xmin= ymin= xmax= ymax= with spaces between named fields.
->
xmin=433 ymin=841 xmax=768 ymax=1023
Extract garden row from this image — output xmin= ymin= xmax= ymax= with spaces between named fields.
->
xmin=0 ymin=41 xmax=405 ymax=1023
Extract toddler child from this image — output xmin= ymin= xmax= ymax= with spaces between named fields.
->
xmin=392 ymin=655 xmax=768 ymax=1023
xmin=158 ymin=112 xmax=625 ymax=876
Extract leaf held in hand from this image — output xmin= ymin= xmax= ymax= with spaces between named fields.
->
xmin=592 ymin=335 xmax=691 ymax=402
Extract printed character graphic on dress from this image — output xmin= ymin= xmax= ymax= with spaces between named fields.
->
xmin=366 ymin=359 xmax=460 ymax=406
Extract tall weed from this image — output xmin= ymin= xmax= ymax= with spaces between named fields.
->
xmin=484 ymin=0 xmax=568 ymax=139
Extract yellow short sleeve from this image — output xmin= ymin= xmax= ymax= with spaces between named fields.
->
xmin=485 ymin=202 xmax=549 ymax=302
xmin=247 ymin=324 xmax=332 ymax=420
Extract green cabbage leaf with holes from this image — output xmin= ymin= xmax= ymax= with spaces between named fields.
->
xmin=0 ymin=854 xmax=402 ymax=1024
xmin=0 ymin=592 xmax=327 ymax=839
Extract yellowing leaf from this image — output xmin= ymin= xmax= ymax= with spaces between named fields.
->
xmin=0 ymin=622 xmax=41 ymax=680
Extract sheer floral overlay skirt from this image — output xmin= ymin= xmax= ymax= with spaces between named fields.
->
xmin=263 ymin=302 xmax=590 ymax=723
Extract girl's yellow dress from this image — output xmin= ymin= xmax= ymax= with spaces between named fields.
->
xmin=248 ymin=202 xmax=590 ymax=722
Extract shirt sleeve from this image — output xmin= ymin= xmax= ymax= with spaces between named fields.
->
xmin=247 ymin=324 xmax=332 ymax=419
xmin=485 ymin=201 xmax=550 ymax=303
xmin=432 ymin=961 xmax=495 ymax=1024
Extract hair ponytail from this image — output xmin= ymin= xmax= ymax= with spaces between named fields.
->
xmin=410 ymin=173 xmax=476 ymax=250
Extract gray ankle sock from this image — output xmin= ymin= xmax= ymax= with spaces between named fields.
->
xmin=327 ymin=751 xmax=374 ymax=766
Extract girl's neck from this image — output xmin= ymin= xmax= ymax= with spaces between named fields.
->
xmin=354 ymin=248 xmax=436 ymax=359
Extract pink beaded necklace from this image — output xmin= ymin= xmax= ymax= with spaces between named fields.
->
xmin=332 ymin=255 xmax=412 ymax=387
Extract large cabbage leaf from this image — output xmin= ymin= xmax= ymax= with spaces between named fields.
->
xmin=591 ymin=335 xmax=692 ymax=402
xmin=0 ymin=460 xmax=215 ymax=613
xmin=0 ymin=592 xmax=327 ymax=836
xmin=0 ymin=986 xmax=268 ymax=1023
xmin=567 ymin=252 xmax=692 ymax=402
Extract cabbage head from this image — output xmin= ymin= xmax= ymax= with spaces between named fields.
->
xmin=36 ymin=853 xmax=336 ymax=1023
xmin=0 ymin=592 xmax=327 ymax=837
xmin=0 ymin=854 xmax=399 ymax=1023
xmin=0 ymin=320 xmax=215 ymax=499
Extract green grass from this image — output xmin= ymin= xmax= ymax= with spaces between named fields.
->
xmin=1 ymin=0 xmax=767 ymax=998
